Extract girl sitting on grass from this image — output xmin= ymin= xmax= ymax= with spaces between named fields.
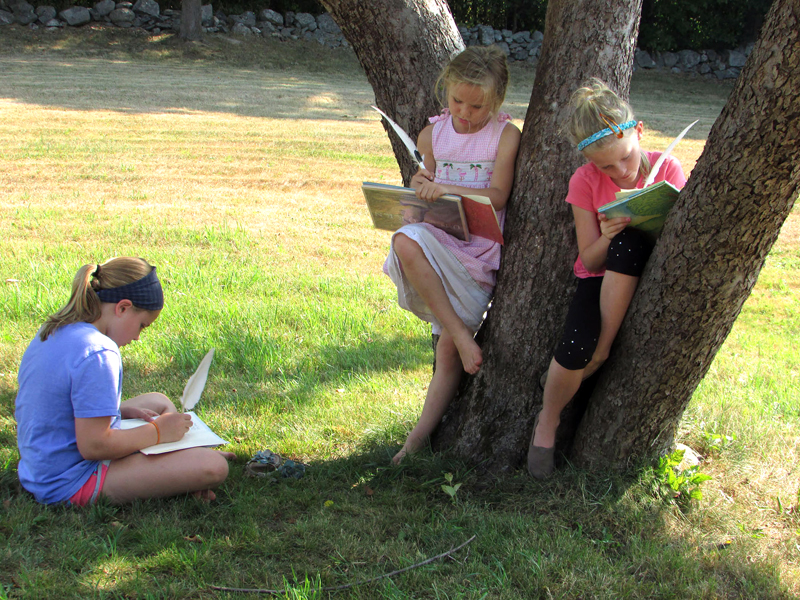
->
xmin=383 ymin=46 xmax=521 ymax=463
xmin=15 ymin=257 xmax=234 ymax=505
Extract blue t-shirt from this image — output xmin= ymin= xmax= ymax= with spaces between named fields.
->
xmin=15 ymin=322 xmax=123 ymax=504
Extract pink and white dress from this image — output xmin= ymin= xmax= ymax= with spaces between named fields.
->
xmin=383 ymin=110 xmax=511 ymax=335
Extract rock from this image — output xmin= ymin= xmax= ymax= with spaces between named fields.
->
xmin=678 ymin=49 xmax=701 ymax=69
xmin=36 ymin=5 xmax=56 ymax=22
xmin=496 ymin=41 xmax=509 ymax=55
xmin=316 ymin=12 xmax=339 ymax=34
xmin=200 ymin=3 xmax=212 ymax=24
xmin=0 ymin=8 xmax=15 ymax=24
xmin=259 ymin=21 xmax=276 ymax=34
xmin=43 ymin=17 xmax=61 ymax=27
xmin=698 ymin=63 xmax=712 ymax=74
xmin=715 ymin=68 xmax=739 ymax=80
xmin=259 ymin=8 xmax=282 ymax=26
xmin=93 ymin=0 xmax=113 ymax=16
xmin=294 ymin=12 xmax=316 ymax=31
xmin=477 ymin=24 xmax=493 ymax=45
xmin=675 ymin=443 xmax=703 ymax=470
xmin=132 ymin=0 xmax=158 ymax=17
xmin=636 ymin=49 xmax=656 ymax=69
xmin=726 ymin=49 xmax=747 ymax=67
xmin=232 ymin=11 xmax=255 ymax=27
xmin=661 ymin=51 xmax=678 ymax=68
xmin=59 ymin=6 xmax=90 ymax=26
xmin=512 ymin=48 xmax=528 ymax=62
xmin=511 ymin=30 xmax=530 ymax=44
xmin=231 ymin=21 xmax=251 ymax=36
xmin=109 ymin=7 xmax=134 ymax=25
xmin=532 ymin=30 xmax=543 ymax=42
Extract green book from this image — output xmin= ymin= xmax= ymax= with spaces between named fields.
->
xmin=598 ymin=180 xmax=680 ymax=240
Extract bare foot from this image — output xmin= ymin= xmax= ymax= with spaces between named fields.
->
xmin=392 ymin=434 xmax=428 ymax=465
xmin=192 ymin=489 xmax=216 ymax=502
xmin=391 ymin=447 xmax=408 ymax=465
xmin=452 ymin=333 xmax=482 ymax=374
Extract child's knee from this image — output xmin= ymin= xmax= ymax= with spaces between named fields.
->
xmin=392 ymin=233 xmax=418 ymax=260
xmin=203 ymin=454 xmax=230 ymax=486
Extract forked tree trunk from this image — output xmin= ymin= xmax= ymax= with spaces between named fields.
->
xmin=180 ymin=0 xmax=203 ymax=42
xmin=432 ymin=0 xmax=643 ymax=470
xmin=571 ymin=0 xmax=800 ymax=469
xmin=319 ymin=0 xmax=464 ymax=184
xmin=328 ymin=0 xmax=798 ymax=472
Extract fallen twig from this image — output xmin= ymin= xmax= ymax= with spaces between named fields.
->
xmin=209 ymin=535 xmax=477 ymax=595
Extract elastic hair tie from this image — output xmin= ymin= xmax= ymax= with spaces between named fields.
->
xmin=92 ymin=264 xmax=101 ymax=278
xmin=577 ymin=118 xmax=637 ymax=151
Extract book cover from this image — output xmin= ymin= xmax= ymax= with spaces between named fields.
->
xmin=120 ymin=411 xmax=228 ymax=455
xmin=599 ymin=180 xmax=680 ymax=239
xmin=361 ymin=182 xmax=503 ymax=245
xmin=362 ymin=181 xmax=470 ymax=241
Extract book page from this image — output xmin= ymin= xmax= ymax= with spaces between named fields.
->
xmin=120 ymin=411 xmax=228 ymax=455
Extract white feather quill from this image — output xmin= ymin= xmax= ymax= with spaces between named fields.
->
xmin=371 ymin=105 xmax=425 ymax=169
xmin=180 ymin=348 xmax=215 ymax=412
xmin=643 ymin=120 xmax=699 ymax=188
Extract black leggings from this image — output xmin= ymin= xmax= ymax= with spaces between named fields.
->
xmin=553 ymin=229 xmax=653 ymax=370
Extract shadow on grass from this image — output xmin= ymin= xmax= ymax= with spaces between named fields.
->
xmin=0 ymin=429 xmax=792 ymax=598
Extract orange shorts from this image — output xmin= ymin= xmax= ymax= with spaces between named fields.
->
xmin=69 ymin=461 xmax=110 ymax=506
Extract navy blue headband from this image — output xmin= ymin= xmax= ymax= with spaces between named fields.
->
xmin=96 ymin=267 xmax=164 ymax=311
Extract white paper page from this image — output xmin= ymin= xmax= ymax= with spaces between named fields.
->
xmin=120 ymin=411 xmax=227 ymax=455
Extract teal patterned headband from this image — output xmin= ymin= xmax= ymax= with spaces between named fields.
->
xmin=577 ymin=119 xmax=637 ymax=151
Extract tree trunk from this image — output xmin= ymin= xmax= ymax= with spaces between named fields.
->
xmin=570 ymin=0 xmax=800 ymax=470
xmin=329 ymin=0 xmax=798 ymax=473
xmin=180 ymin=0 xmax=203 ymax=42
xmin=432 ymin=0 xmax=643 ymax=471
xmin=319 ymin=0 xmax=464 ymax=184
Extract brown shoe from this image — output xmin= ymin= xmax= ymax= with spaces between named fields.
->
xmin=527 ymin=412 xmax=555 ymax=479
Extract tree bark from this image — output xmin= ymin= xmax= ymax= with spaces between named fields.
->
xmin=319 ymin=0 xmax=464 ymax=184
xmin=432 ymin=0 xmax=643 ymax=471
xmin=180 ymin=0 xmax=203 ymax=42
xmin=571 ymin=0 xmax=800 ymax=469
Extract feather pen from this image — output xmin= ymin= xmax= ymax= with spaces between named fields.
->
xmin=643 ymin=120 xmax=699 ymax=188
xmin=180 ymin=348 xmax=215 ymax=412
xmin=371 ymin=105 xmax=425 ymax=169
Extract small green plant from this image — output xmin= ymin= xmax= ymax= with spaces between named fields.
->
xmin=699 ymin=427 xmax=735 ymax=455
xmin=655 ymin=449 xmax=713 ymax=510
xmin=282 ymin=571 xmax=323 ymax=600
xmin=441 ymin=472 xmax=462 ymax=504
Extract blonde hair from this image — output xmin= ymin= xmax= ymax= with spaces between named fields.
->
xmin=435 ymin=46 xmax=510 ymax=117
xmin=40 ymin=257 xmax=155 ymax=341
xmin=567 ymin=78 xmax=651 ymax=178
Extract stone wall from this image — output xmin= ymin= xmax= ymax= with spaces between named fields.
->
xmin=0 ymin=0 xmax=750 ymax=79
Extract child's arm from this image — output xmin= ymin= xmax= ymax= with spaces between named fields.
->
xmin=75 ymin=413 xmax=192 ymax=461
xmin=573 ymin=206 xmax=631 ymax=274
xmin=411 ymin=123 xmax=521 ymax=211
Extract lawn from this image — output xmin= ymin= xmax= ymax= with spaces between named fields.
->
xmin=0 ymin=26 xmax=798 ymax=599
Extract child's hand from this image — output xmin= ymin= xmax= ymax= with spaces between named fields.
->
xmin=156 ymin=412 xmax=193 ymax=443
xmin=598 ymin=213 xmax=631 ymax=240
xmin=411 ymin=168 xmax=445 ymax=202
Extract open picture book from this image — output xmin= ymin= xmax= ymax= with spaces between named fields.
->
xmin=598 ymin=120 xmax=699 ymax=241
xmin=598 ymin=180 xmax=681 ymax=240
xmin=120 ymin=349 xmax=228 ymax=455
xmin=362 ymin=181 xmax=504 ymax=245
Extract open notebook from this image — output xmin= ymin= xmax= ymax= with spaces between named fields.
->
xmin=119 ymin=349 xmax=228 ymax=455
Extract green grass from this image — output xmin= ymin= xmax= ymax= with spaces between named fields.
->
xmin=1 ymin=26 xmax=799 ymax=599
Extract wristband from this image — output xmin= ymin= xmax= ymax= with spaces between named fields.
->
xmin=151 ymin=420 xmax=161 ymax=444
